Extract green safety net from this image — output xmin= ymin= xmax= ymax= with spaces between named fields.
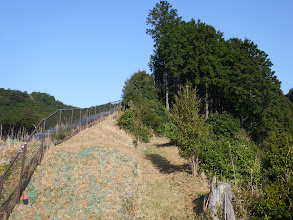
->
xmin=10 ymin=147 xmax=137 ymax=219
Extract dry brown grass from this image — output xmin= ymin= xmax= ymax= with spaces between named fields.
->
xmin=9 ymin=113 xmax=210 ymax=219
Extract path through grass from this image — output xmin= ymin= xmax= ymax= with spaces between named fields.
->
xmin=10 ymin=113 xmax=209 ymax=219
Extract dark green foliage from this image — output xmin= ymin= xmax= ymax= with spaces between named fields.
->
xmin=117 ymin=107 xmax=151 ymax=142
xmin=146 ymin=2 xmax=293 ymax=143
xmin=141 ymin=106 xmax=161 ymax=131
xmin=207 ymin=112 xmax=240 ymax=138
xmin=161 ymin=121 xmax=178 ymax=143
xmin=0 ymin=88 xmax=73 ymax=136
xmin=171 ymin=85 xmax=207 ymax=157
xmin=119 ymin=71 xmax=168 ymax=142
xmin=171 ymin=85 xmax=208 ymax=175
xmin=249 ymin=132 xmax=293 ymax=219
xmin=200 ymin=137 xmax=260 ymax=184
xmin=253 ymin=181 xmax=291 ymax=220
xmin=122 ymin=71 xmax=158 ymax=107
xmin=286 ymin=88 xmax=293 ymax=102
xmin=145 ymin=3 xmax=293 ymax=218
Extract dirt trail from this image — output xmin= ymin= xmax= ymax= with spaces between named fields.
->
xmin=10 ymin=113 xmax=209 ymax=219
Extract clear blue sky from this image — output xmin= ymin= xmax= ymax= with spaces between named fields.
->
xmin=1 ymin=0 xmax=292 ymax=108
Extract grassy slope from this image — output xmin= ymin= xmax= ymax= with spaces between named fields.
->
xmin=9 ymin=113 xmax=209 ymax=219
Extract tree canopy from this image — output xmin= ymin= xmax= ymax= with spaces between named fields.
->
xmin=146 ymin=1 xmax=292 ymax=143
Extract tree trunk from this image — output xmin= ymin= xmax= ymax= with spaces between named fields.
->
xmin=240 ymin=115 xmax=248 ymax=129
xmin=205 ymin=91 xmax=209 ymax=120
xmin=190 ymin=154 xmax=199 ymax=176
xmin=164 ymin=68 xmax=170 ymax=110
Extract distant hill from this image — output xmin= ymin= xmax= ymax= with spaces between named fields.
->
xmin=0 ymin=88 xmax=74 ymax=135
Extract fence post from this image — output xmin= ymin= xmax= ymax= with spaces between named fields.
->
xmin=70 ymin=109 xmax=74 ymax=137
xmin=0 ymin=174 xmax=4 ymax=200
xmin=79 ymin=109 xmax=82 ymax=131
xmin=56 ymin=110 xmax=62 ymax=145
xmin=39 ymin=119 xmax=46 ymax=164
xmin=95 ymin=106 xmax=97 ymax=115
xmin=17 ymin=142 xmax=27 ymax=203
xmin=86 ymin=108 xmax=89 ymax=128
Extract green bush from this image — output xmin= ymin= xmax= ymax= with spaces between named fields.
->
xmin=171 ymin=85 xmax=208 ymax=176
xmin=161 ymin=122 xmax=178 ymax=143
xmin=200 ymin=136 xmax=260 ymax=184
xmin=207 ymin=112 xmax=240 ymax=138
xmin=253 ymin=181 xmax=292 ymax=219
xmin=251 ymin=132 xmax=293 ymax=219
xmin=117 ymin=107 xmax=152 ymax=143
xmin=117 ymin=108 xmax=136 ymax=131
xmin=140 ymin=103 xmax=162 ymax=132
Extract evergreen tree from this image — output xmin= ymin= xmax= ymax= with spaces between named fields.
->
xmin=171 ymin=85 xmax=208 ymax=176
xmin=147 ymin=1 xmax=181 ymax=110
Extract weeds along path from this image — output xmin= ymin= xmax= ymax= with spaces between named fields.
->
xmin=9 ymin=113 xmax=209 ymax=219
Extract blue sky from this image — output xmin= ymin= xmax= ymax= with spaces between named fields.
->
xmin=1 ymin=0 xmax=292 ymax=108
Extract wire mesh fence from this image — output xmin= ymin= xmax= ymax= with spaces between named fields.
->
xmin=0 ymin=100 xmax=120 ymax=218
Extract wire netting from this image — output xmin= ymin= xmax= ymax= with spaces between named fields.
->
xmin=0 ymin=154 xmax=22 ymax=218
xmin=10 ymin=146 xmax=136 ymax=219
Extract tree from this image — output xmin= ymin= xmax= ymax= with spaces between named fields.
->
xmin=171 ymin=85 xmax=208 ymax=176
xmin=147 ymin=1 xmax=181 ymax=110
xmin=119 ymin=70 xmax=167 ymax=142
xmin=287 ymin=88 xmax=293 ymax=102
xmin=221 ymin=38 xmax=292 ymax=142
xmin=121 ymin=70 xmax=158 ymax=107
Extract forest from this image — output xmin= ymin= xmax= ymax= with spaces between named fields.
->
xmin=118 ymin=1 xmax=293 ymax=219
xmin=0 ymin=88 xmax=74 ymax=136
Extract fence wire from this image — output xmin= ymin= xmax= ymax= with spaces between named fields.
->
xmin=0 ymin=100 xmax=120 ymax=218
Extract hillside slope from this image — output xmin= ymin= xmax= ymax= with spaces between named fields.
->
xmin=0 ymin=88 xmax=74 ymax=133
xmin=10 ymin=113 xmax=209 ymax=219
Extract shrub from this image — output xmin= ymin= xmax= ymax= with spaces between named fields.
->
xmin=207 ymin=112 xmax=240 ymax=138
xmin=251 ymin=132 xmax=293 ymax=219
xmin=253 ymin=181 xmax=292 ymax=219
xmin=171 ymin=85 xmax=208 ymax=176
xmin=200 ymin=137 xmax=260 ymax=184
xmin=161 ymin=122 xmax=178 ymax=143
xmin=117 ymin=107 xmax=152 ymax=142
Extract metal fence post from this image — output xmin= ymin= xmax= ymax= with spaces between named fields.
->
xmin=95 ymin=106 xmax=97 ymax=115
xmin=17 ymin=142 xmax=27 ymax=203
xmin=86 ymin=108 xmax=89 ymax=128
xmin=70 ymin=109 xmax=74 ymax=137
xmin=39 ymin=119 xmax=46 ymax=164
xmin=0 ymin=174 xmax=4 ymax=200
xmin=79 ymin=109 xmax=82 ymax=131
xmin=56 ymin=110 xmax=62 ymax=145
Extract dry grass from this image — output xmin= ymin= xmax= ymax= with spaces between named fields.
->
xmin=9 ymin=113 xmax=210 ymax=219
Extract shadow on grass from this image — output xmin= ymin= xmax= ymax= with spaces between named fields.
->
xmin=145 ymin=153 xmax=190 ymax=174
xmin=155 ymin=142 xmax=174 ymax=148
xmin=193 ymin=194 xmax=207 ymax=214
